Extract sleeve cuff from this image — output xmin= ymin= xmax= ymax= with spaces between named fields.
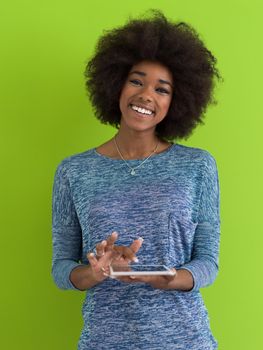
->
xmin=176 ymin=266 xmax=198 ymax=293
xmin=52 ymin=259 xmax=86 ymax=291
xmin=177 ymin=258 xmax=218 ymax=293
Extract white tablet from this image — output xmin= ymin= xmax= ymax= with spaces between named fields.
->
xmin=109 ymin=264 xmax=176 ymax=277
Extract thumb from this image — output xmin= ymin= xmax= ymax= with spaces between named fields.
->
xmin=165 ymin=268 xmax=177 ymax=281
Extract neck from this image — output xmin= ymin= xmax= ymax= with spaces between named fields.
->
xmin=114 ymin=131 xmax=160 ymax=159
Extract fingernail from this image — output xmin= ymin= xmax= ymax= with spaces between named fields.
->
xmin=133 ymin=257 xmax=139 ymax=263
xmin=130 ymin=275 xmax=136 ymax=279
xmin=138 ymin=237 xmax=144 ymax=242
xmin=89 ymin=252 xmax=94 ymax=257
xmin=102 ymin=240 xmax=107 ymax=244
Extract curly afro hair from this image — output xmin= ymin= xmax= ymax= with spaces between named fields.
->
xmin=84 ymin=10 xmax=222 ymax=141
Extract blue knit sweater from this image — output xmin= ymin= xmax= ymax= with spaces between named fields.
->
xmin=52 ymin=143 xmax=220 ymax=350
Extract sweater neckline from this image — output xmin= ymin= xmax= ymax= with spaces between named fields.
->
xmin=92 ymin=142 xmax=176 ymax=162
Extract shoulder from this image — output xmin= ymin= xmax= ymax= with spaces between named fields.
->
xmin=174 ymin=143 xmax=217 ymax=168
xmin=173 ymin=143 xmax=219 ymax=182
xmin=54 ymin=148 xmax=96 ymax=177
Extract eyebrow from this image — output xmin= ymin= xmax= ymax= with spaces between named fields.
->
xmin=129 ymin=70 xmax=173 ymax=88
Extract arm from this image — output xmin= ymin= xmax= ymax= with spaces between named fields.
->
xmin=121 ymin=153 xmax=220 ymax=292
xmin=52 ymin=162 xmax=143 ymax=291
xmin=122 ymin=268 xmax=194 ymax=291
xmin=52 ymin=159 xmax=85 ymax=290
xmin=70 ymin=234 xmax=143 ymax=290
xmin=69 ymin=260 xmax=108 ymax=291
xmin=177 ymin=152 xmax=221 ymax=292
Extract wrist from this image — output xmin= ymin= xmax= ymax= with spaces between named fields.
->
xmin=170 ymin=269 xmax=194 ymax=291
xmin=89 ymin=265 xmax=107 ymax=283
xmin=70 ymin=265 xmax=105 ymax=290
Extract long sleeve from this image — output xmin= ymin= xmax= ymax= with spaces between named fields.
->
xmin=51 ymin=159 xmax=85 ymax=290
xmin=50 ymin=145 xmax=220 ymax=348
xmin=178 ymin=152 xmax=221 ymax=292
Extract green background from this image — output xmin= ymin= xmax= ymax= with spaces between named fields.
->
xmin=1 ymin=0 xmax=262 ymax=348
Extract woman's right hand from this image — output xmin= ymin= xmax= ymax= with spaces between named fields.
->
xmin=87 ymin=231 xmax=143 ymax=282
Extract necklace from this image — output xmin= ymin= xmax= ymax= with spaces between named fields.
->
xmin=113 ymin=136 xmax=159 ymax=175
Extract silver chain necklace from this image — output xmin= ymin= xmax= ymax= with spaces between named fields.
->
xmin=113 ymin=136 xmax=159 ymax=175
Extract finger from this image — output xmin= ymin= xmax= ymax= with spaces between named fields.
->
xmin=95 ymin=240 xmax=107 ymax=257
xmin=96 ymin=249 xmax=116 ymax=265
xmin=88 ymin=252 xmax=111 ymax=271
xmin=114 ymin=256 xmax=126 ymax=263
xmin=102 ymin=270 xmax=116 ymax=279
xmin=114 ymin=246 xmax=139 ymax=262
xmin=164 ymin=268 xmax=177 ymax=281
xmin=87 ymin=252 xmax=98 ymax=268
xmin=111 ymin=246 xmax=127 ymax=261
xmin=129 ymin=237 xmax=144 ymax=254
xmin=116 ymin=276 xmax=139 ymax=283
xmin=86 ymin=253 xmax=110 ymax=282
xmin=106 ymin=231 xmax=118 ymax=250
xmin=129 ymin=275 xmax=151 ymax=283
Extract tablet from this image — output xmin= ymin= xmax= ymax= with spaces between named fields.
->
xmin=109 ymin=264 xmax=176 ymax=277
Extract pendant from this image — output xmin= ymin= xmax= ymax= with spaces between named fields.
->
xmin=131 ymin=168 xmax=136 ymax=175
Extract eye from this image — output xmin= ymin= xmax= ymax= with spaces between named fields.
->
xmin=129 ymin=79 xmax=142 ymax=86
xmin=156 ymin=87 xmax=170 ymax=95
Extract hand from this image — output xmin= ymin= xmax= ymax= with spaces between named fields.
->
xmin=87 ymin=231 xmax=143 ymax=282
xmin=95 ymin=231 xmax=143 ymax=262
xmin=116 ymin=269 xmax=177 ymax=290
xmin=113 ymin=236 xmax=143 ymax=264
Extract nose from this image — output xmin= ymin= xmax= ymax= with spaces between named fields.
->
xmin=137 ymin=86 xmax=153 ymax=103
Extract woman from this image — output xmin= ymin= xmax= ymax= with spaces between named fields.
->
xmin=52 ymin=10 xmax=221 ymax=350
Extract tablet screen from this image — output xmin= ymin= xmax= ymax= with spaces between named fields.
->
xmin=109 ymin=264 xmax=176 ymax=276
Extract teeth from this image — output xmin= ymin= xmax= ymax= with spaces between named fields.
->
xmin=131 ymin=104 xmax=153 ymax=115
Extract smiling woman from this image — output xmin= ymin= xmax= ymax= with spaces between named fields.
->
xmin=52 ymin=9 xmax=221 ymax=350
xmin=119 ymin=60 xmax=173 ymax=137
xmin=85 ymin=10 xmax=221 ymax=144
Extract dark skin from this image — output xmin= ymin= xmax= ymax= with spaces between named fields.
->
xmin=87 ymin=232 xmax=143 ymax=283
xmin=70 ymin=61 xmax=194 ymax=292
xmin=85 ymin=232 xmax=190 ymax=291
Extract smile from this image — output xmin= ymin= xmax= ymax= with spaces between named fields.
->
xmin=129 ymin=104 xmax=154 ymax=116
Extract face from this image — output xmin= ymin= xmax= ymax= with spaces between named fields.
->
xmin=119 ymin=60 xmax=173 ymax=134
